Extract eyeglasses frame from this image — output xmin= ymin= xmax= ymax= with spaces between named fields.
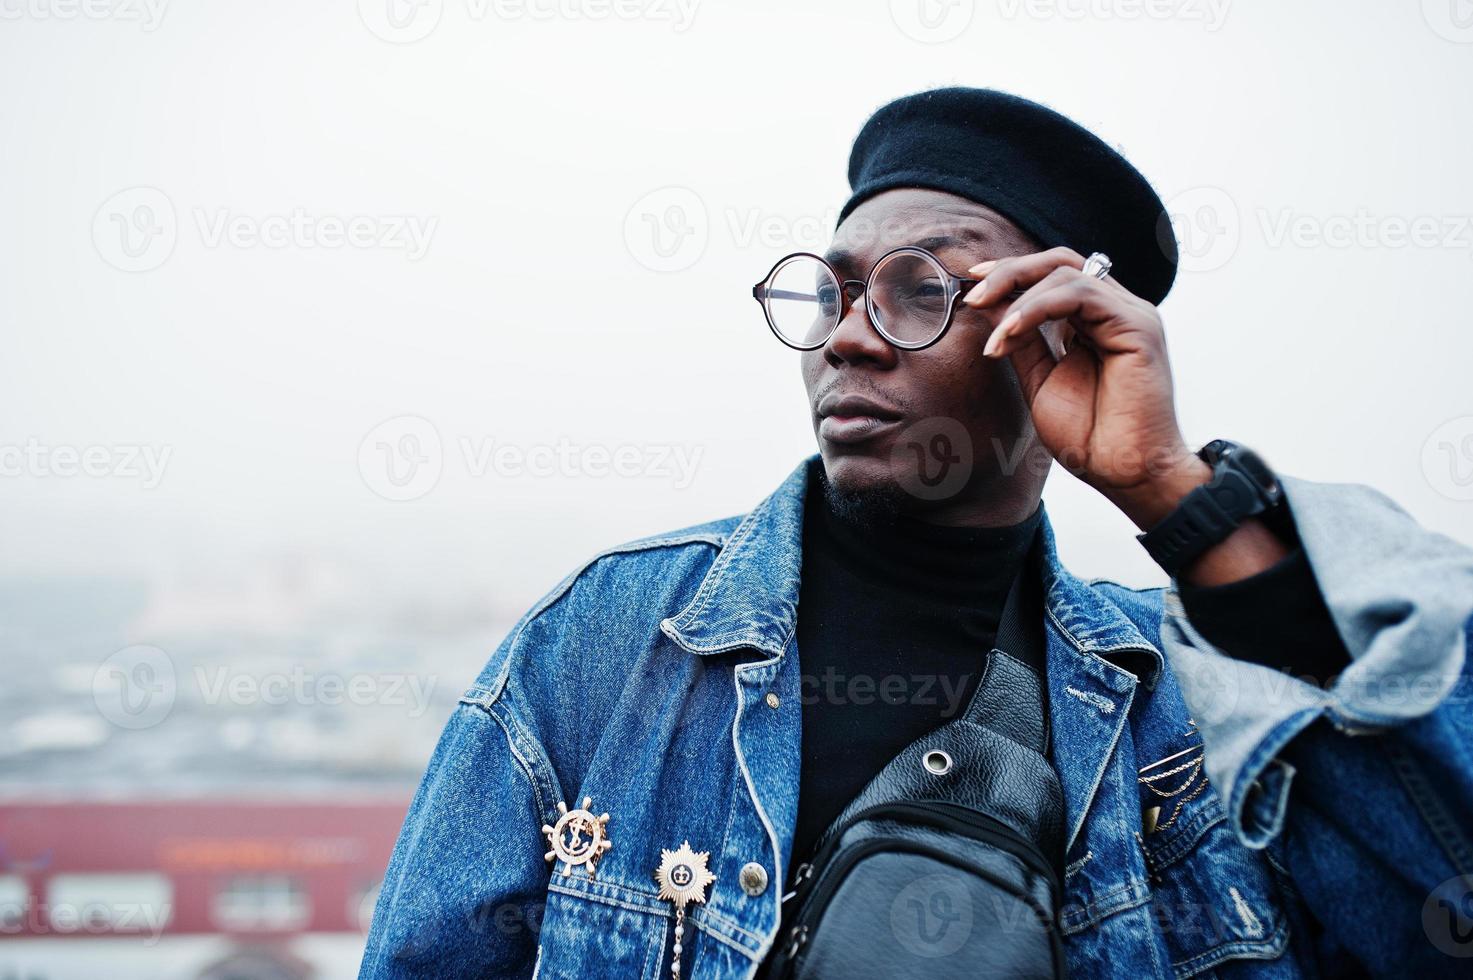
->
xmin=751 ymin=245 xmax=1021 ymax=353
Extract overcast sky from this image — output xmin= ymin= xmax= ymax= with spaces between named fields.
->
xmin=3 ymin=0 xmax=1471 ymax=620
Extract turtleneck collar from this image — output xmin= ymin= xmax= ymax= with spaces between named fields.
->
xmin=805 ymin=459 xmax=1043 ymax=605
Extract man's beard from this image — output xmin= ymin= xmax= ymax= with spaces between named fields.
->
xmin=817 ymin=463 xmax=909 ymax=531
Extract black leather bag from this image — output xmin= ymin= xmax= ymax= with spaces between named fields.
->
xmin=765 ymin=562 xmax=1067 ymax=979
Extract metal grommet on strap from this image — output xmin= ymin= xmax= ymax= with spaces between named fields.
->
xmin=922 ymin=749 xmax=953 ymax=776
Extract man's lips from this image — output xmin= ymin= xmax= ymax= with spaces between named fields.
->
xmin=815 ymin=393 xmax=904 ymax=444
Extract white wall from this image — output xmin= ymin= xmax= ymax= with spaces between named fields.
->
xmin=3 ymin=0 xmax=1470 ymax=620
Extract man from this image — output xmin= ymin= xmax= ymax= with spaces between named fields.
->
xmin=360 ymin=88 xmax=1473 ymax=978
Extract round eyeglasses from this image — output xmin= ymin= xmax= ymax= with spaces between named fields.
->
xmin=751 ymin=246 xmax=1003 ymax=352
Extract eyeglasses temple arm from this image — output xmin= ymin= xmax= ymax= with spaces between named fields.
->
xmin=760 ymin=287 xmax=822 ymax=302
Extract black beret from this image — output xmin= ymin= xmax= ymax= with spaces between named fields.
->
xmin=840 ymin=87 xmax=1177 ymax=306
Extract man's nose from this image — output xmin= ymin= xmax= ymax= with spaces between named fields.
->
xmin=824 ymin=280 xmax=896 ymax=367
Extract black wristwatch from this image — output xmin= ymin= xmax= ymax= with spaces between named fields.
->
xmin=1137 ymin=440 xmax=1286 ymax=576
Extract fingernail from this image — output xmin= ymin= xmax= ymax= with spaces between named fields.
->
xmin=983 ymin=324 xmax=1006 ymax=357
xmin=968 ymin=260 xmax=997 ymax=275
xmin=963 ymin=282 xmax=987 ymax=306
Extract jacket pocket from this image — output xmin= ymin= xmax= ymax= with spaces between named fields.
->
xmin=1141 ymin=798 xmax=1294 ymax=978
xmin=534 ymin=880 xmax=668 ymax=980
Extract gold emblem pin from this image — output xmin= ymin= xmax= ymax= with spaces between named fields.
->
xmin=542 ymin=797 xmax=612 ymax=878
xmin=654 ymin=841 xmax=716 ymax=980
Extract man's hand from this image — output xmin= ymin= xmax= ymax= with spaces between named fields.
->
xmin=963 ymin=246 xmax=1288 ymax=583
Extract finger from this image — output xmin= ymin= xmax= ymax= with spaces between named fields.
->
xmin=981 ymin=267 xmax=1091 ymax=357
xmin=983 ymin=276 xmax=1143 ymax=359
xmin=1001 ymin=317 xmax=1059 ymax=406
xmin=962 ymin=246 xmax=1085 ymax=308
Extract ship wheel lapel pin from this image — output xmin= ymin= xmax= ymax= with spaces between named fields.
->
xmin=542 ymin=797 xmax=612 ymax=878
xmin=654 ymin=841 xmax=716 ymax=980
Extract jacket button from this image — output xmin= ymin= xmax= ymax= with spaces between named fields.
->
xmin=764 ymin=692 xmax=781 ymax=709
xmin=739 ymin=862 xmax=769 ymax=896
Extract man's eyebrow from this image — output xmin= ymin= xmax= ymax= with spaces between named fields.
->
xmin=823 ymin=228 xmax=991 ymax=271
xmin=914 ymin=229 xmax=988 ymax=253
xmin=822 ymin=247 xmax=859 ymax=272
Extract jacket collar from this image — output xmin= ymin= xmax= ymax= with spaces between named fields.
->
xmin=662 ymin=455 xmax=1163 ymax=683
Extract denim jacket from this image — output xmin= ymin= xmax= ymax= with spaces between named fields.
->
xmin=360 ymin=456 xmax=1473 ymax=979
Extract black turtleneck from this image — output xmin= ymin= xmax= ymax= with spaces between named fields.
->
xmin=790 ymin=464 xmax=1044 ymax=866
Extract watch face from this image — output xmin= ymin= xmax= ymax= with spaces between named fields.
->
xmin=1237 ymin=448 xmax=1279 ymax=496
xmin=1202 ymin=440 xmax=1281 ymax=501
xmin=1198 ymin=438 xmax=1234 ymax=466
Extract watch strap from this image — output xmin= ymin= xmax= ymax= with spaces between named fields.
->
xmin=1137 ymin=442 xmax=1282 ymax=575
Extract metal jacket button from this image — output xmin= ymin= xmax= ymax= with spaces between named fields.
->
xmin=739 ymin=862 xmax=769 ymax=896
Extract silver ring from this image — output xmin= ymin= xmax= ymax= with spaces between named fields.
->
xmin=1083 ymin=251 xmax=1112 ymax=280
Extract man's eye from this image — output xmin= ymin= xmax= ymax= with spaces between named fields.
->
xmin=898 ymin=279 xmax=947 ymax=304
